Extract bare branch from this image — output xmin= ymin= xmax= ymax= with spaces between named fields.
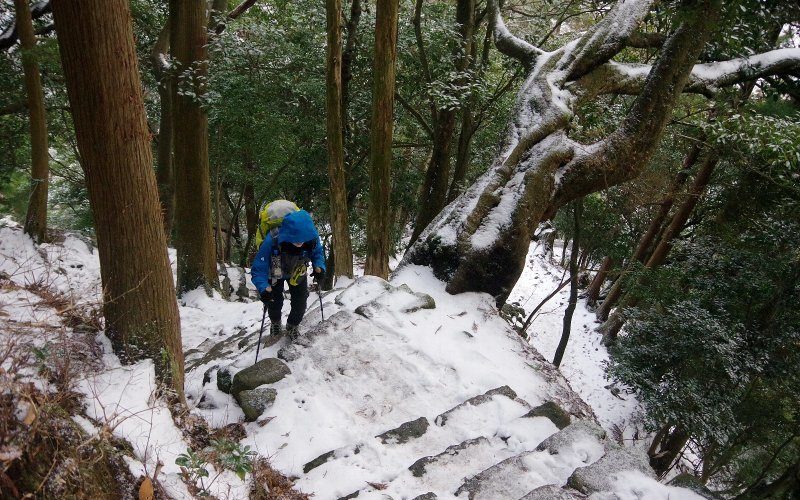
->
xmin=395 ymin=91 xmax=434 ymax=139
xmin=228 ymin=0 xmax=258 ymax=20
xmin=626 ymin=31 xmax=667 ymax=48
xmin=488 ymin=0 xmax=541 ymax=67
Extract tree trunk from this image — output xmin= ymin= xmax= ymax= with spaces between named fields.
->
xmin=170 ymin=0 xmax=219 ymax=294
xmin=649 ymin=426 xmax=690 ymax=477
xmin=601 ymin=153 xmax=719 ymax=341
xmin=242 ymin=179 xmax=258 ymax=266
xmin=341 ymin=0 xmax=361 ymax=147
xmin=448 ymin=106 xmax=474 ymax=203
xmin=151 ymin=23 xmax=174 ymax=240
xmin=409 ymin=0 xmax=475 ymax=245
xmin=403 ymin=0 xmax=724 ymax=306
xmin=586 ymin=255 xmax=612 ymax=308
xmin=51 ymin=0 xmax=184 ymax=397
xmin=16 ymin=0 xmax=49 ymax=244
xmin=553 ymin=199 xmax=581 ymax=368
xmin=364 ymin=0 xmax=399 ymax=279
xmin=596 ymin=145 xmax=699 ymax=320
xmin=326 ymin=0 xmax=354 ymax=281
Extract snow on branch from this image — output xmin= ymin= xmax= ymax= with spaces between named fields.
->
xmin=488 ymin=0 xmax=541 ymax=66
xmin=577 ymin=48 xmax=800 ymax=97
xmin=561 ymin=0 xmax=655 ymax=80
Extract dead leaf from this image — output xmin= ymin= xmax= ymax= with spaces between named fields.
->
xmin=21 ymin=402 xmax=35 ymax=426
xmin=139 ymin=477 xmax=154 ymax=500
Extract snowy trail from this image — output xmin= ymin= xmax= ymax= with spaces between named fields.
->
xmin=1 ymin=221 xmax=698 ymax=499
xmin=507 ymin=241 xmax=643 ymax=434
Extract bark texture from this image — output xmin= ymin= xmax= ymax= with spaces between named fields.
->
xmin=151 ymin=23 xmax=174 ymax=239
xmin=170 ymin=0 xmax=219 ymax=293
xmin=364 ymin=0 xmax=399 ymax=279
xmin=326 ymin=0 xmax=354 ymax=280
xmin=16 ymin=0 xmax=49 ymax=244
xmin=553 ymin=199 xmax=581 ymax=368
xmin=51 ymin=0 xmax=184 ymax=396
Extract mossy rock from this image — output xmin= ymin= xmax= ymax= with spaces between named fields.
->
xmin=231 ymin=358 xmax=291 ymax=397
xmin=524 ymin=401 xmax=571 ymax=429
xmin=236 ymin=387 xmax=277 ymax=421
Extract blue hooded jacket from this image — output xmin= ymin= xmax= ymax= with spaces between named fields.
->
xmin=251 ymin=210 xmax=326 ymax=293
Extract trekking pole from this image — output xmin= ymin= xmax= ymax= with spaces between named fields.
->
xmin=318 ymin=287 xmax=324 ymax=322
xmin=254 ymin=303 xmax=268 ymax=363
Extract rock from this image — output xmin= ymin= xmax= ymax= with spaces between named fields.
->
xmin=236 ymin=269 xmax=250 ymax=300
xmin=376 ymin=417 xmax=429 ymax=444
xmin=278 ymin=344 xmax=302 ymax=362
xmin=216 ymin=367 xmax=232 ymax=394
xmin=566 ymin=446 xmax=655 ymax=494
xmin=235 ymin=387 xmax=276 ymax=421
xmin=667 ymin=473 xmax=723 ymax=499
xmin=303 ymin=450 xmax=336 ymax=473
xmin=411 ymin=494 xmax=437 ymax=500
xmin=231 ymin=358 xmax=291 ymax=396
xmin=408 ymin=437 xmax=488 ymax=478
xmin=435 ymin=386 xmax=518 ymax=426
xmin=524 ymin=401 xmax=571 ymax=429
xmin=202 ymin=364 xmax=218 ymax=386
xmin=536 ymin=420 xmax=607 ymax=454
xmin=518 ymin=485 xmax=583 ymax=499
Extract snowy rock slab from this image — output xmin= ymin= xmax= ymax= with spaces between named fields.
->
xmin=236 ymin=387 xmax=277 ymax=422
xmin=523 ymin=401 xmax=571 ymax=429
xmin=377 ymin=416 xmax=430 ymax=444
xmin=566 ymin=446 xmax=654 ymax=494
xmin=435 ymin=385 xmax=518 ymax=426
xmin=231 ymin=357 xmax=291 ymax=396
xmin=519 ymin=484 xmax=584 ymax=499
xmin=535 ymin=420 xmax=607 ymax=455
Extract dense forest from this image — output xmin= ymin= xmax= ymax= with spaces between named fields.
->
xmin=1 ymin=0 xmax=799 ymax=498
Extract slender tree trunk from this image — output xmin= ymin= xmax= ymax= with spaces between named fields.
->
xmin=326 ymin=0 xmax=354 ymax=281
xmin=553 ymin=199 xmax=581 ymax=368
xmin=242 ymin=179 xmax=258 ymax=266
xmin=586 ymin=255 xmax=612 ymax=307
xmin=51 ymin=0 xmax=184 ymax=397
xmin=170 ymin=0 xmax=219 ymax=293
xmin=601 ymin=153 xmax=719 ymax=341
xmin=364 ymin=0 xmax=399 ymax=279
xmin=16 ymin=0 xmax=49 ymax=244
xmin=409 ymin=0 xmax=475 ymax=244
xmin=341 ymin=0 xmax=362 ymax=146
xmin=151 ymin=23 xmax=174 ymax=240
xmin=597 ymin=145 xmax=699 ymax=320
xmin=649 ymin=426 xmax=690 ymax=477
xmin=448 ymin=107 xmax=474 ymax=203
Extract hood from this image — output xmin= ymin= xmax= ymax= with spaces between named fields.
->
xmin=278 ymin=210 xmax=319 ymax=244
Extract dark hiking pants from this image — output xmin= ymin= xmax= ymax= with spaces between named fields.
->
xmin=267 ymin=277 xmax=308 ymax=327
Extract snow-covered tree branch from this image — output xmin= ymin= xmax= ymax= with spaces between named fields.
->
xmin=403 ymin=0 xmax=800 ymax=305
xmin=576 ymin=48 xmax=800 ymax=98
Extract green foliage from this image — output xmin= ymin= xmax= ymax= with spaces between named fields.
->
xmin=176 ymin=439 xmax=257 ymax=494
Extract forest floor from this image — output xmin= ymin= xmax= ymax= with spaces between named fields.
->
xmin=0 ymin=219 xmax=699 ymax=499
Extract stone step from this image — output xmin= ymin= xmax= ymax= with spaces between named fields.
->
xmin=454 ymin=420 xmax=608 ymax=500
xmin=303 ymin=386 xmax=527 ymax=475
xmin=434 ymin=385 xmax=522 ymax=426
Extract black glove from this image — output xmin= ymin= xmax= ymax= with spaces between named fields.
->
xmin=312 ymin=268 xmax=325 ymax=282
xmin=260 ymin=289 xmax=272 ymax=304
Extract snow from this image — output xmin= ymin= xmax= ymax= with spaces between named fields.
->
xmin=1 ymin=221 xmax=703 ymax=498
xmin=507 ymin=240 xmax=642 ymax=433
xmin=589 ymin=471 xmax=705 ymax=500
xmin=690 ymin=47 xmax=800 ymax=83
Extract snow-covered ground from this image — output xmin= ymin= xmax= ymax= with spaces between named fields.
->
xmin=508 ymin=241 xmax=643 ymax=435
xmin=1 ymin=220 xmax=696 ymax=499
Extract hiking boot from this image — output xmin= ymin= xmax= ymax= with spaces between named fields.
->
xmin=269 ymin=323 xmax=283 ymax=337
xmin=286 ymin=324 xmax=300 ymax=341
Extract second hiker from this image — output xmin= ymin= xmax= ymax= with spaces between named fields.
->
xmin=251 ymin=202 xmax=326 ymax=340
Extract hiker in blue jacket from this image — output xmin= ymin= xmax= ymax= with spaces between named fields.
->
xmin=251 ymin=210 xmax=326 ymax=340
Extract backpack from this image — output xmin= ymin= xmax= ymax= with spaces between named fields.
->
xmin=255 ymin=199 xmax=299 ymax=250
